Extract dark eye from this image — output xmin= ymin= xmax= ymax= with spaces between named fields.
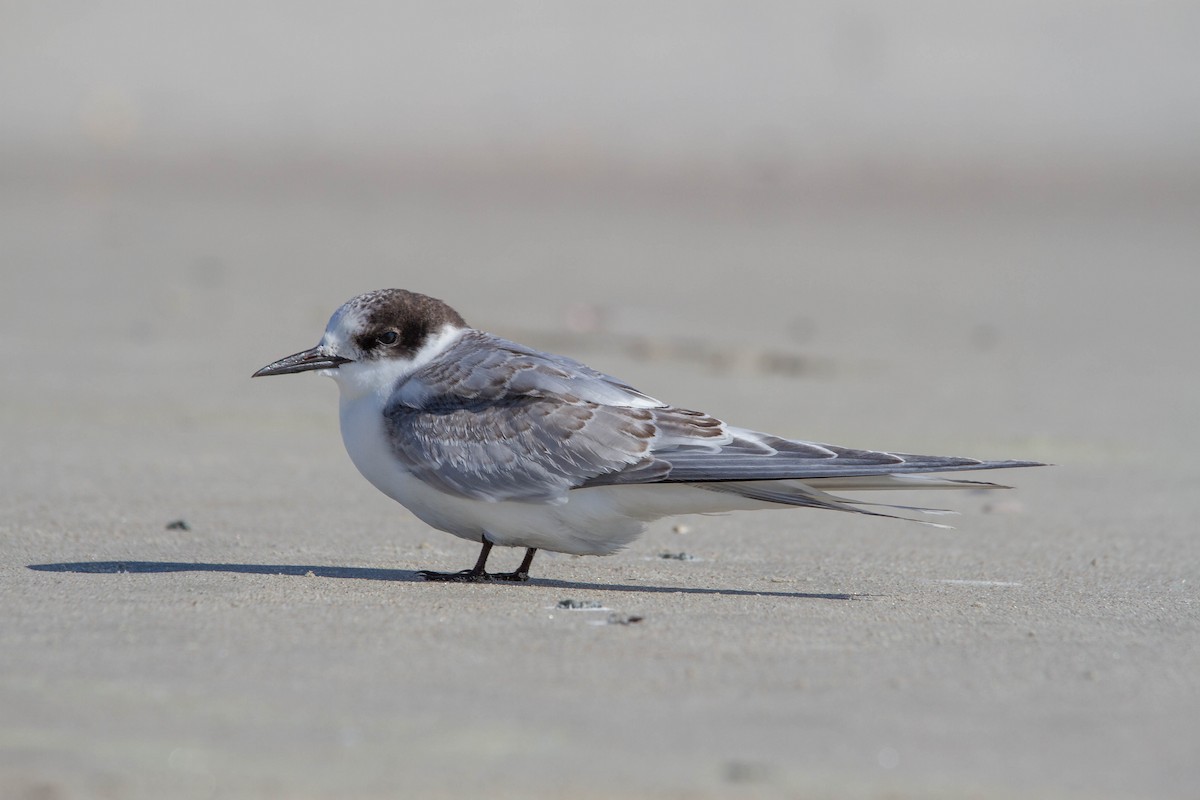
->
xmin=377 ymin=331 xmax=399 ymax=346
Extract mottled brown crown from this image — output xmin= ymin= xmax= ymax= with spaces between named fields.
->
xmin=348 ymin=289 xmax=467 ymax=359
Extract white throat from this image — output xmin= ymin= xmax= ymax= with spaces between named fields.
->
xmin=329 ymin=324 xmax=466 ymax=403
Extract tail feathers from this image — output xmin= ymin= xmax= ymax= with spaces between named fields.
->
xmin=700 ymin=480 xmax=957 ymax=528
xmin=840 ymin=498 xmax=960 ymax=516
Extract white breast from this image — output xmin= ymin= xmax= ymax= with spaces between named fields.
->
xmin=337 ymin=386 xmax=670 ymax=555
xmin=333 ymin=362 xmax=769 ymax=557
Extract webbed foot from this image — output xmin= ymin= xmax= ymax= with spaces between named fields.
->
xmin=417 ymin=544 xmax=538 ymax=583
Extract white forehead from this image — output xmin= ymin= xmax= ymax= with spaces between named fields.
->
xmin=318 ymin=300 xmax=369 ymax=349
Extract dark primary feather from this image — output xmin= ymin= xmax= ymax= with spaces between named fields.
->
xmin=384 ymin=330 xmax=1041 ymax=504
xmin=586 ymin=442 xmax=1040 ymax=486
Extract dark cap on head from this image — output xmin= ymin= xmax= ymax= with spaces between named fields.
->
xmin=348 ymin=289 xmax=468 ymax=359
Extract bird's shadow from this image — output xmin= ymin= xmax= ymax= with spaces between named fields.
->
xmin=27 ymin=560 xmax=860 ymax=600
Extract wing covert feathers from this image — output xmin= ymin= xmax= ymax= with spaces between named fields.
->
xmin=385 ymin=330 xmax=1043 ymax=507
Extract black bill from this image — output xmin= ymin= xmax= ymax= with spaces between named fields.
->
xmin=252 ymin=347 xmax=352 ymax=377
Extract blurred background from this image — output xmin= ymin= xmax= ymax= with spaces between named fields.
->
xmin=7 ymin=2 xmax=1200 ymax=179
xmin=5 ymin=0 xmax=1198 ymax=443
xmin=4 ymin=3 xmax=1200 ymax=798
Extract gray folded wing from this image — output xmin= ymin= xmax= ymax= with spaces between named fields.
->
xmin=383 ymin=331 xmax=666 ymax=502
xmin=385 ymin=330 xmax=1042 ymax=503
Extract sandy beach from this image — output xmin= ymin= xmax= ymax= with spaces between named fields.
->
xmin=3 ymin=163 xmax=1197 ymax=799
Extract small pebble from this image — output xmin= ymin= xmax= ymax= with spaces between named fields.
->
xmin=556 ymin=599 xmax=604 ymax=610
xmin=165 ymin=519 xmax=190 ymax=531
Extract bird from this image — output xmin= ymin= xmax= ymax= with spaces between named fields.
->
xmin=253 ymin=289 xmax=1042 ymax=582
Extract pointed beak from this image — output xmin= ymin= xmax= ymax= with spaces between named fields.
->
xmin=252 ymin=346 xmax=352 ymax=377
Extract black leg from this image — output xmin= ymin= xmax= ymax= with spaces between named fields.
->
xmin=417 ymin=543 xmax=537 ymax=583
xmin=489 ymin=548 xmax=537 ymax=582
xmin=418 ymin=541 xmax=495 ymax=582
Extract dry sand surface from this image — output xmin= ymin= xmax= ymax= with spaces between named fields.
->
xmin=2 ymin=164 xmax=1198 ymax=798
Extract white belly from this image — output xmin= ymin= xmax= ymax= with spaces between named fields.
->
xmin=336 ymin=390 xmax=775 ymax=556
xmin=338 ymin=391 xmax=642 ymax=555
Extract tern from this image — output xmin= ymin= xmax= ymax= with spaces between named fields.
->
xmin=254 ymin=289 xmax=1042 ymax=582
